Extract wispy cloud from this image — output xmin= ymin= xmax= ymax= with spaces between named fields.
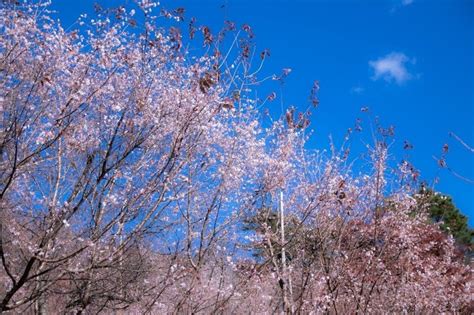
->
xmin=390 ymin=0 xmax=414 ymax=13
xmin=369 ymin=52 xmax=415 ymax=85
xmin=351 ymin=86 xmax=364 ymax=94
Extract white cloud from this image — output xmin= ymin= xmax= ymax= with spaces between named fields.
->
xmin=369 ymin=52 xmax=415 ymax=84
xmin=390 ymin=0 xmax=414 ymax=13
xmin=351 ymin=86 xmax=364 ymax=94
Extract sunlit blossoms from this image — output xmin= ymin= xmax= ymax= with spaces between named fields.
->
xmin=0 ymin=1 xmax=471 ymax=314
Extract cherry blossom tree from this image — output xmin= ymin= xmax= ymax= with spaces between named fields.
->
xmin=0 ymin=1 xmax=277 ymax=312
xmin=237 ymin=136 xmax=471 ymax=313
xmin=0 ymin=1 xmax=471 ymax=314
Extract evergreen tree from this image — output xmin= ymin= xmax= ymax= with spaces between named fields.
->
xmin=419 ymin=188 xmax=473 ymax=254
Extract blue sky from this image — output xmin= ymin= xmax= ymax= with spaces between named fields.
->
xmin=51 ymin=0 xmax=473 ymax=224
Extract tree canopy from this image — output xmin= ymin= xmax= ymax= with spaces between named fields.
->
xmin=419 ymin=188 xmax=473 ymax=252
xmin=0 ymin=1 xmax=471 ymax=314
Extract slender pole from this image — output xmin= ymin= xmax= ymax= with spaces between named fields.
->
xmin=280 ymin=190 xmax=294 ymax=314
xmin=280 ymin=192 xmax=286 ymax=273
xmin=279 ymin=191 xmax=287 ymax=312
